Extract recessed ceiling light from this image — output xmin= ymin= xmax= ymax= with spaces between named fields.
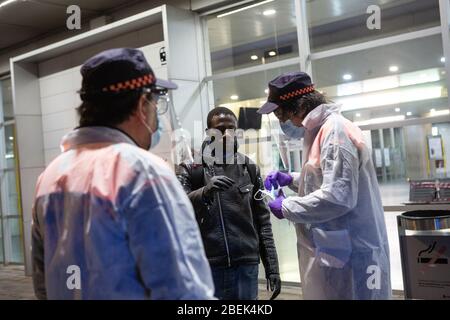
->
xmin=355 ymin=113 xmax=361 ymax=118
xmin=441 ymin=57 xmax=446 ymax=63
xmin=264 ymin=89 xmax=269 ymax=94
xmin=0 ymin=0 xmax=17 ymax=9
xmin=251 ymin=55 xmax=259 ymax=61
xmin=389 ymin=65 xmax=399 ymax=72
xmin=9 ymin=136 xmax=13 ymax=141
xmin=268 ymin=51 xmax=277 ymax=57
xmin=343 ymin=74 xmax=352 ymax=81
xmin=230 ymin=95 xmax=239 ymax=100
xmin=263 ymin=9 xmax=276 ymax=16
xmin=217 ymin=0 xmax=275 ymax=18
xmin=406 ymin=112 xmax=412 ymax=116
xmin=430 ymin=108 xmax=436 ymax=114
xmin=395 ymin=107 xmax=400 ymax=112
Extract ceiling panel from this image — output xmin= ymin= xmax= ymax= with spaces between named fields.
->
xmin=0 ymin=0 xmax=138 ymax=51
xmin=0 ymin=1 xmax=69 ymax=29
xmin=212 ymin=34 xmax=446 ymax=112
xmin=37 ymin=0 xmax=136 ymax=11
xmin=0 ymin=24 xmax=43 ymax=48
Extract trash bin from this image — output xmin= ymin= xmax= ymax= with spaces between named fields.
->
xmin=398 ymin=211 xmax=450 ymax=300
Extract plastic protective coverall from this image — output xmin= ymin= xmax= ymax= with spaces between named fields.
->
xmin=31 ymin=126 xmax=215 ymax=300
xmin=282 ymin=104 xmax=391 ymax=300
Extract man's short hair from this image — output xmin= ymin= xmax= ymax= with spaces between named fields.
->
xmin=207 ymin=107 xmax=238 ymax=128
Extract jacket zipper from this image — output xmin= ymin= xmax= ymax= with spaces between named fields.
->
xmin=211 ymin=166 xmax=231 ymax=267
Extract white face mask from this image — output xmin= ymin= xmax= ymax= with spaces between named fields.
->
xmin=254 ymin=186 xmax=281 ymax=201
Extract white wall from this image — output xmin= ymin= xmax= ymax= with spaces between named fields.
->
xmin=38 ymin=41 xmax=171 ymax=166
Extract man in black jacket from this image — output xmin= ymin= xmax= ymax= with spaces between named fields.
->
xmin=176 ymin=107 xmax=281 ymax=300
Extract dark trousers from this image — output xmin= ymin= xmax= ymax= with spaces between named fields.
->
xmin=211 ymin=264 xmax=259 ymax=300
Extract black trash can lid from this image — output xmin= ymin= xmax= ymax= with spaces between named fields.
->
xmin=398 ymin=211 xmax=450 ymax=231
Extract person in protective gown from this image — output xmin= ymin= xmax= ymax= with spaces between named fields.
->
xmin=258 ymin=72 xmax=391 ymax=300
xmin=31 ymin=48 xmax=215 ymax=300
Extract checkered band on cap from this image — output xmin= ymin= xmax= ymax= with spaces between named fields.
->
xmin=102 ymin=74 xmax=155 ymax=93
xmin=279 ymin=85 xmax=315 ymax=101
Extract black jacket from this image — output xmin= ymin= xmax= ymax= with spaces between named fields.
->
xmin=175 ymin=155 xmax=279 ymax=278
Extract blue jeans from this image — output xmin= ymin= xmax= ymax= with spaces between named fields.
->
xmin=211 ymin=264 xmax=259 ymax=300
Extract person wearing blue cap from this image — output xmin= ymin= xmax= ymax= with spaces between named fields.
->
xmin=258 ymin=72 xmax=391 ymax=300
xmin=31 ymin=48 xmax=215 ymax=300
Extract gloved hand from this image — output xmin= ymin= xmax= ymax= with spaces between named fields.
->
xmin=202 ymin=176 xmax=235 ymax=200
xmin=264 ymin=171 xmax=293 ymax=190
xmin=268 ymin=189 xmax=286 ymax=219
xmin=267 ymin=274 xmax=281 ymax=300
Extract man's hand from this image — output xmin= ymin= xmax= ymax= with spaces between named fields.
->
xmin=202 ymin=176 xmax=235 ymax=200
xmin=264 ymin=171 xmax=293 ymax=190
xmin=267 ymin=274 xmax=281 ymax=300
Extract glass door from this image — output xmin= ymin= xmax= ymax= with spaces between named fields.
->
xmin=0 ymin=77 xmax=23 ymax=265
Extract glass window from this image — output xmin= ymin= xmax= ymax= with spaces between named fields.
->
xmin=312 ymin=34 xmax=448 ymax=205
xmin=209 ymin=63 xmax=302 ymax=174
xmin=7 ymin=218 xmax=23 ymax=264
xmin=205 ymin=0 xmax=298 ymax=74
xmin=210 ymin=64 xmax=300 ymax=106
xmin=209 ymin=64 xmax=303 ymax=282
xmin=5 ymin=171 xmax=19 ymax=216
xmin=0 ymin=78 xmax=22 ymax=265
xmin=307 ymin=0 xmax=441 ymax=52
xmin=4 ymin=124 xmax=15 ymax=169
xmin=0 ymin=221 xmax=3 ymax=263
xmin=1 ymin=78 xmax=13 ymax=122
xmin=362 ymin=122 xmax=450 ymax=206
xmin=313 ymin=35 xmax=447 ymax=124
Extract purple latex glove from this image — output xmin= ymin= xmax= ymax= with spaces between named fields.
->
xmin=268 ymin=189 xmax=286 ymax=219
xmin=264 ymin=171 xmax=293 ymax=190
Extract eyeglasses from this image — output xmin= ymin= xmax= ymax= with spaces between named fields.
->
xmin=274 ymin=103 xmax=298 ymax=122
xmin=143 ymin=87 xmax=170 ymax=115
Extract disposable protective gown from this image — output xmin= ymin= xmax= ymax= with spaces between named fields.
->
xmin=282 ymin=104 xmax=391 ymax=300
xmin=32 ymin=126 xmax=215 ymax=300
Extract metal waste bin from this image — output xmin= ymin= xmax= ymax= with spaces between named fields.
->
xmin=398 ymin=211 xmax=450 ymax=300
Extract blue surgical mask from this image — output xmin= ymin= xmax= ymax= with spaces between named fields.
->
xmin=150 ymin=114 xmax=163 ymax=149
xmin=280 ymin=120 xmax=305 ymax=140
xmin=141 ymin=112 xmax=163 ymax=150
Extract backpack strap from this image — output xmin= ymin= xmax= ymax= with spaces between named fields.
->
xmin=244 ymin=156 xmax=257 ymax=187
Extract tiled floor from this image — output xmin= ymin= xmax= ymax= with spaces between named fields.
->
xmin=0 ymin=265 xmax=402 ymax=300
xmin=0 ymin=265 xmax=301 ymax=300
xmin=0 ymin=265 xmax=35 ymax=300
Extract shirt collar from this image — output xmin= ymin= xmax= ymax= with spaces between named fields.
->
xmin=60 ymin=126 xmax=138 ymax=152
xmin=302 ymin=103 xmax=342 ymax=131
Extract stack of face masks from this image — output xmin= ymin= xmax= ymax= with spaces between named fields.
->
xmin=254 ymin=186 xmax=281 ymax=201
